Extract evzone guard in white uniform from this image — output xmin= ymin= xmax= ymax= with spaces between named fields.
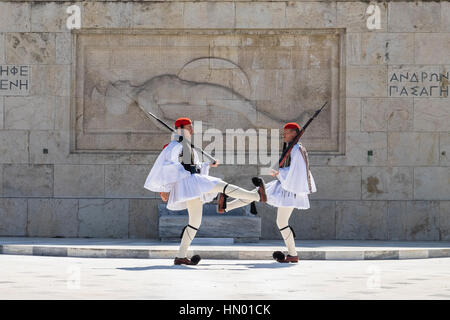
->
xmin=144 ymin=117 xmax=267 ymax=265
xmin=222 ymin=122 xmax=317 ymax=263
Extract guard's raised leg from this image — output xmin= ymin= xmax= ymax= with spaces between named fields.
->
xmin=213 ymin=178 xmax=267 ymax=213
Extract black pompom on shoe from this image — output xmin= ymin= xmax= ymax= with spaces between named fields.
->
xmin=272 ymin=251 xmax=285 ymax=262
xmin=252 ymin=177 xmax=263 ymax=186
xmin=190 ymin=255 xmax=201 ymax=265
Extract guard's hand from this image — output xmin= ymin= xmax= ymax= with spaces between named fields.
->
xmin=209 ymin=161 xmax=220 ymax=168
xmin=270 ymin=169 xmax=279 ymax=177
xmin=160 ymin=192 xmax=169 ymax=202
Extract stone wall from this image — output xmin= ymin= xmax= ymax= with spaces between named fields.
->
xmin=0 ymin=0 xmax=448 ymax=240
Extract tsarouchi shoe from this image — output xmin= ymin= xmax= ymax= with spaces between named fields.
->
xmin=273 ymin=251 xmax=299 ymax=263
xmin=174 ymin=255 xmax=201 ymax=265
xmin=252 ymin=177 xmax=267 ymax=203
xmin=217 ymin=193 xmax=228 ymax=214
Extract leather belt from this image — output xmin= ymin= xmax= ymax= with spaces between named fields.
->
xmin=182 ymin=163 xmax=200 ymax=174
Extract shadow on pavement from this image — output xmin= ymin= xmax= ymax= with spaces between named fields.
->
xmin=117 ymin=262 xmax=295 ymax=271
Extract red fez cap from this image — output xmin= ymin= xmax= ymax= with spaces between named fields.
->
xmin=284 ymin=122 xmax=301 ymax=130
xmin=174 ymin=117 xmax=192 ymax=128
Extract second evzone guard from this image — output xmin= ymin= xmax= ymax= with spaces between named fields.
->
xmin=144 ymin=117 xmax=267 ymax=266
xmin=221 ymin=122 xmax=317 ymax=263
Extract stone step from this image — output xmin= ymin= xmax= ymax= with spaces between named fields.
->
xmin=0 ymin=238 xmax=449 ymax=261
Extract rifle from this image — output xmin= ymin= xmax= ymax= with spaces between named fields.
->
xmin=271 ymin=101 xmax=328 ymax=170
xmin=146 ymin=111 xmax=218 ymax=165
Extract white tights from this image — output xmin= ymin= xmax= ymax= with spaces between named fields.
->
xmin=276 ymin=207 xmax=297 ymax=256
xmin=177 ymin=197 xmax=203 ymax=258
xmin=209 ymin=180 xmax=260 ymax=202
xmin=223 ymin=198 xmax=298 ymax=257
xmin=177 ymin=181 xmax=260 ymax=258
xmin=177 ymin=181 xmax=297 ymax=258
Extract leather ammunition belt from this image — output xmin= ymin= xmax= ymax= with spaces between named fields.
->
xmin=182 ymin=163 xmax=200 ymax=174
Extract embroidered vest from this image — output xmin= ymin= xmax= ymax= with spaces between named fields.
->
xmin=178 ymin=141 xmax=198 ymax=174
xmin=178 ymin=149 xmax=194 ymax=164
xmin=280 ymin=143 xmax=291 ymax=168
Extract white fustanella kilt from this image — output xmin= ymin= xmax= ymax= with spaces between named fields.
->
xmin=166 ymin=173 xmax=223 ymax=211
xmin=265 ymin=179 xmax=311 ymax=209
